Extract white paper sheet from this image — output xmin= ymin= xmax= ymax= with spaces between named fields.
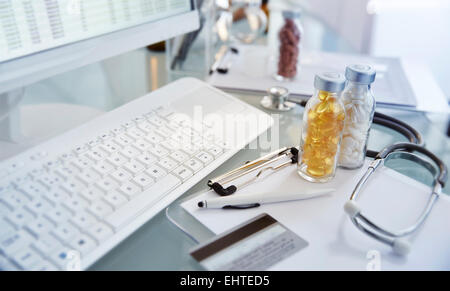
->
xmin=182 ymin=160 xmax=450 ymax=270
xmin=209 ymin=45 xmax=422 ymax=108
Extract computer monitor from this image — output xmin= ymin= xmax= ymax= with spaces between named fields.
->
xmin=0 ymin=0 xmax=199 ymax=95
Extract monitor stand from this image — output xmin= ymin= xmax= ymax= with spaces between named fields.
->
xmin=0 ymin=88 xmax=25 ymax=143
xmin=0 ymin=89 xmax=103 ymax=160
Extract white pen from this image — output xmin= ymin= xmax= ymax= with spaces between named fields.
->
xmin=197 ymin=188 xmax=335 ymax=209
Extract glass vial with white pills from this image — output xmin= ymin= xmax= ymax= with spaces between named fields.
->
xmin=297 ymin=72 xmax=346 ymax=183
xmin=338 ymin=64 xmax=376 ymax=169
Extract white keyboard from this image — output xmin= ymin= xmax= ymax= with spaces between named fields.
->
xmin=0 ymin=78 xmax=272 ymax=270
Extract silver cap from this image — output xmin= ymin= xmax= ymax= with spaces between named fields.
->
xmin=282 ymin=10 xmax=301 ymax=19
xmin=345 ymin=64 xmax=376 ymax=84
xmin=314 ymin=72 xmax=346 ymax=92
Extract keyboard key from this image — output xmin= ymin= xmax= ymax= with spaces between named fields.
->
xmin=126 ymin=128 xmax=146 ymax=140
xmin=0 ymin=219 xmax=15 ymax=237
xmin=77 ymin=168 xmax=101 ymax=186
xmin=70 ymin=233 xmax=97 ymax=256
xmin=25 ymin=197 xmax=52 ymax=216
xmin=110 ymin=168 xmax=132 ymax=184
xmin=173 ymin=166 xmax=193 ymax=182
xmin=132 ymin=116 xmax=146 ymax=124
xmin=147 ymin=115 xmax=165 ymax=127
xmin=44 ymin=208 xmax=72 ymax=225
xmin=25 ymin=217 xmax=53 ymax=238
xmin=107 ymin=153 xmax=128 ymax=167
xmin=123 ymin=160 xmax=145 ymax=176
xmin=49 ymin=247 xmax=77 ymax=270
xmin=54 ymin=165 xmax=80 ymax=180
xmin=11 ymin=175 xmax=32 ymax=188
xmin=0 ymin=190 xmax=30 ymax=211
xmin=133 ymin=139 xmax=151 ymax=152
xmin=30 ymin=260 xmax=59 ymax=271
xmin=88 ymin=201 xmax=113 ymax=219
xmin=0 ymin=202 xmax=11 ymax=216
xmin=60 ymin=178 xmax=85 ymax=195
xmin=80 ymin=187 xmax=103 ymax=202
xmin=136 ymin=152 xmax=157 ymax=167
xmin=87 ymin=139 xmax=101 ymax=148
xmin=71 ymin=155 xmax=93 ymax=170
xmin=5 ymin=208 xmax=35 ymax=228
xmin=105 ymin=174 xmax=181 ymax=230
xmin=0 ymin=254 xmax=19 ymax=271
xmin=100 ymin=141 xmax=121 ymax=154
xmin=158 ymin=157 xmax=178 ymax=172
xmin=92 ymin=161 xmax=115 ymax=177
xmin=170 ymin=150 xmax=189 ymax=163
xmin=195 ymin=151 xmax=214 ymax=165
xmin=62 ymin=196 xmax=89 ymax=214
xmin=145 ymin=132 xmax=164 ymax=144
xmin=51 ymin=222 xmax=80 ymax=243
xmin=43 ymin=160 xmax=61 ymax=171
xmin=123 ymin=120 xmax=136 ymax=129
xmin=132 ymin=173 xmax=154 ymax=190
xmin=99 ymin=131 xmax=115 ymax=141
xmin=138 ymin=121 xmax=156 ymax=133
xmin=114 ymin=134 xmax=133 ymax=147
xmin=87 ymin=222 xmax=113 ymax=243
xmin=155 ymin=106 xmax=175 ymax=118
xmin=207 ymin=145 xmax=224 ymax=158
xmin=70 ymin=211 xmax=97 ymax=230
xmin=10 ymin=247 xmax=42 ymax=270
xmin=37 ymin=174 xmax=63 ymax=189
xmin=111 ymin=126 xmax=126 ymax=135
xmin=32 ymin=234 xmax=62 ymax=258
xmin=184 ymin=158 xmax=203 ymax=173
xmin=29 ymin=167 xmax=47 ymax=179
xmin=118 ymin=182 xmax=141 ymax=199
xmin=44 ymin=190 xmax=70 ymax=205
xmin=120 ymin=146 xmax=141 ymax=159
xmin=145 ymin=165 xmax=167 ymax=181
xmin=102 ymin=191 xmax=128 ymax=210
xmin=85 ymin=147 xmax=108 ymax=162
xmin=73 ymin=144 xmax=89 ymax=156
xmin=148 ymin=144 xmax=169 ymax=158
xmin=160 ymin=139 xmax=181 ymax=151
xmin=0 ymin=230 xmax=34 ymax=255
xmin=18 ymin=183 xmax=45 ymax=198
xmin=95 ymin=177 xmax=119 ymax=193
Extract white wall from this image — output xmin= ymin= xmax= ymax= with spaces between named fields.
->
xmin=301 ymin=0 xmax=450 ymax=98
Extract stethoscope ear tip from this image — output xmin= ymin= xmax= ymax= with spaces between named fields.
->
xmin=344 ymin=200 xmax=361 ymax=218
xmin=392 ymin=239 xmax=411 ymax=256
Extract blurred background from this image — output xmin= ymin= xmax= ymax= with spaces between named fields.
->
xmin=301 ymin=0 xmax=450 ymax=99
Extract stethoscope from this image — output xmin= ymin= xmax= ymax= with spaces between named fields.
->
xmin=345 ymin=143 xmax=447 ymax=255
xmin=208 ymin=86 xmax=448 ymax=255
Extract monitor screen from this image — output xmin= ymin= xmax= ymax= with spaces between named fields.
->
xmin=0 ymin=0 xmax=193 ymax=63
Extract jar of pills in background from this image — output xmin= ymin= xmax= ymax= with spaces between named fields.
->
xmin=338 ymin=64 xmax=376 ymax=169
xmin=274 ymin=10 xmax=303 ymax=81
xmin=298 ymin=72 xmax=346 ymax=183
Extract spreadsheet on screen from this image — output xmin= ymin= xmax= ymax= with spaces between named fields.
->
xmin=0 ymin=0 xmax=191 ymax=63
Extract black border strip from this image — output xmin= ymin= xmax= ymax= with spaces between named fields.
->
xmin=191 ymin=214 xmax=277 ymax=262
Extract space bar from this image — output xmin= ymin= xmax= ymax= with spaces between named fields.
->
xmin=105 ymin=174 xmax=181 ymax=230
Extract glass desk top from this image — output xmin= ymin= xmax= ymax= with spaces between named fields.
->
xmin=0 ymin=12 xmax=448 ymax=271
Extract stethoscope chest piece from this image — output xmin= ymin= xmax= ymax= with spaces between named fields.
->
xmin=261 ymin=86 xmax=296 ymax=112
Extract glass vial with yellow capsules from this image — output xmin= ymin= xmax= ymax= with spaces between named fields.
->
xmin=298 ymin=72 xmax=346 ymax=183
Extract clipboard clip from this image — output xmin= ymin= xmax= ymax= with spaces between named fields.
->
xmin=207 ymin=147 xmax=299 ymax=196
